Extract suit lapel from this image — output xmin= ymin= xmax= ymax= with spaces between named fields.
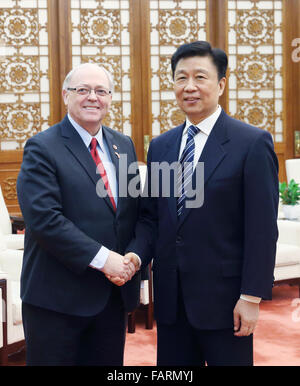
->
xmin=198 ymin=111 xmax=229 ymax=185
xmin=102 ymin=126 xmax=120 ymax=184
xmin=102 ymin=126 xmax=124 ymax=215
xmin=177 ymin=110 xmax=230 ymax=228
xmin=60 ymin=116 xmax=115 ymax=213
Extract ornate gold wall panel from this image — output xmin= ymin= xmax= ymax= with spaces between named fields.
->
xmin=149 ymin=0 xmax=207 ymax=136
xmin=0 ymin=0 xmax=50 ymax=150
xmin=0 ymin=150 xmax=23 ymax=214
xmin=70 ymin=0 xmax=132 ymax=136
xmin=227 ymin=0 xmax=284 ymax=143
xmin=0 ymin=0 xmax=298 ymax=214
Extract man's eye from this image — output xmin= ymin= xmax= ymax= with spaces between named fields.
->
xmin=78 ymin=88 xmax=89 ymax=94
xmin=95 ymin=89 xmax=106 ymax=95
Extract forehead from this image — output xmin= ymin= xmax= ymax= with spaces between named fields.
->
xmin=175 ymin=55 xmax=217 ymax=75
xmin=70 ymin=65 xmax=110 ymax=86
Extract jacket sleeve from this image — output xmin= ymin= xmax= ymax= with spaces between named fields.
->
xmin=126 ymin=141 xmax=158 ymax=268
xmin=240 ymin=130 xmax=279 ymax=299
xmin=17 ymin=136 xmax=101 ymax=275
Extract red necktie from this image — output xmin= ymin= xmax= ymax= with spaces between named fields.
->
xmin=90 ymin=138 xmax=117 ymax=211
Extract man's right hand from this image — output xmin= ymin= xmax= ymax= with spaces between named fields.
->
xmin=101 ymin=251 xmax=135 ymax=285
xmin=103 ymin=252 xmax=140 ymax=286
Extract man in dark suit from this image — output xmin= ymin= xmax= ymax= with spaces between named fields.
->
xmin=127 ymin=41 xmax=279 ymax=365
xmin=17 ymin=63 xmax=140 ymax=366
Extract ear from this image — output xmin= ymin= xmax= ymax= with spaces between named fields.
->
xmin=62 ymin=89 xmax=68 ymax=106
xmin=218 ymin=77 xmax=226 ymax=97
xmin=107 ymin=93 xmax=112 ymax=109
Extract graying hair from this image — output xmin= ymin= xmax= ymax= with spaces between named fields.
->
xmin=62 ymin=63 xmax=114 ymax=93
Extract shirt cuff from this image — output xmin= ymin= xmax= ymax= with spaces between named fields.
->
xmin=240 ymin=294 xmax=261 ymax=304
xmin=89 ymin=246 xmax=110 ymax=270
xmin=128 ymin=252 xmax=141 ymax=270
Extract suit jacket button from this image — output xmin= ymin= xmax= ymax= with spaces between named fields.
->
xmin=176 ymin=236 xmax=182 ymax=244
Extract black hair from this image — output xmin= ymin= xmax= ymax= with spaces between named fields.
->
xmin=171 ymin=41 xmax=228 ymax=81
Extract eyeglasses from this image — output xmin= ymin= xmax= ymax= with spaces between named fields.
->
xmin=67 ymin=86 xmax=112 ymax=97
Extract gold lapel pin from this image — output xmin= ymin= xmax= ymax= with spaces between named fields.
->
xmin=113 ymin=144 xmax=118 ymax=150
xmin=115 ymin=152 xmax=120 ymax=159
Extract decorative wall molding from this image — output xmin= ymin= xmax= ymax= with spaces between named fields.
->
xmin=228 ymin=0 xmax=284 ymax=143
xmin=70 ymin=0 xmax=132 ymax=136
xmin=149 ymin=0 xmax=207 ymax=136
xmin=0 ymin=0 xmax=50 ymax=150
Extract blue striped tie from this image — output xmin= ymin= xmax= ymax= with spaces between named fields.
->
xmin=177 ymin=125 xmax=200 ymax=216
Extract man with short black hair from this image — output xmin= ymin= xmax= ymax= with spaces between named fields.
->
xmin=127 ymin=41 xmax=279 ymax=365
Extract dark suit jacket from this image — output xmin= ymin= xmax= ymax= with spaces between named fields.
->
xmin=17 ymin=115 xmax=141 ymax=316
xmin=128 ymin=109 xmax=279 ymax=330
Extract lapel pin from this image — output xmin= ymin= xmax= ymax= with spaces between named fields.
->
xmin=113 ymin=144 xmax=118 ymax=150
xmin=115 ymin=152 xmax=120 ymax=159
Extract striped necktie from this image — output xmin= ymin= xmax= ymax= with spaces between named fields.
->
xmin=177 ymin=125 xmax=200 ymax=217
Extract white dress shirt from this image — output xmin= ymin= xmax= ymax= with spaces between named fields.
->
xmin=68 ymin=114 xmax=116 ymax=269
xmin=178 ymin=105 xmax=222 ymax=165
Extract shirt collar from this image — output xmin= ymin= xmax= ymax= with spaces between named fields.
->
xmin=184 ymin=105 xmax=222 ymax=137
xmin=67 ymin=113 xmax=104 ymax=151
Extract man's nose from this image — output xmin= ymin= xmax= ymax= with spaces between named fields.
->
xmin=88 ymin=89 xmax=98 ymax=100
xmin=184 ymin=78 xmax=198 ymax=91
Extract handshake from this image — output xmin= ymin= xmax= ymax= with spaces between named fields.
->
xmin=101 ymin=251 xmax=140 ymax=286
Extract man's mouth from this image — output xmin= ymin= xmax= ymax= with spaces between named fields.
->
xmin=184 ymin=97 xmax=200 ymax=102
xmin=83 ymin=106 xmax=100 ymax=110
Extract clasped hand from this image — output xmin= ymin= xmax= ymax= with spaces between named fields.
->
xmin=101 ymin=251 xmax=140 ymax=286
